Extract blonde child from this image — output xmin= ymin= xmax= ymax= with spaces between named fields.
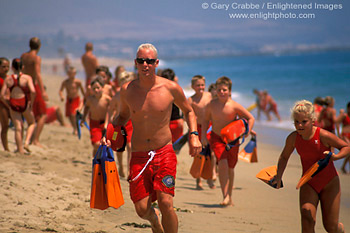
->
xmin=273 ymin=100 xmax=349 ymax=232
xmin=81 ymin=76 xmax=111 ymax=157
xmin=202 ymin=76 xmax=255 ymax=206
xmin=188 ymin=75 xmax=215 ymax=189
xmin=59 ymin=66 xmax=85 ymax=134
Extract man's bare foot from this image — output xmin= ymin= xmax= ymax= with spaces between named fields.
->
xmin=220 ymin=196 xmax=233 ymax=207
xmin=207 ymin=179 xmax=216 ymax=189
xmin=150 ymin=208 xmax=164 ymax=233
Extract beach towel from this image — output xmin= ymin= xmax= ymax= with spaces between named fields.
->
xmin=221 ymin=118 xmax=249 ymax=151
xmin=90 ymin=145 xmax=124 ymax=210
xmin=256 ymin=165 xmax=283 ymax=189
xmin=238 ymin=136 xmax=258 ymax=163
xmin=296 ymin=151 xmax=332 ymax=190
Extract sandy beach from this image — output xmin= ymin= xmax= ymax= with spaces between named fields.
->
xmin=0 ymin=67 xmax=349 ymax=233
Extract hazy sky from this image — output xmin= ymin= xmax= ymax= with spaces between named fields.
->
xmin=0 ymin=0 xmax=349 ymax=46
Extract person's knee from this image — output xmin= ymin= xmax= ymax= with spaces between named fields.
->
xmin=134 ymin=203 xmax=149 ymax=219
xmin=301 ymin=207 xmax=316 ymax=226
xmin=157 ymin=195 xmax=173 ymax=213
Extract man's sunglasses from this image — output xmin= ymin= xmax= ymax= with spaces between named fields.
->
xmin=136 ymin=58 xmax=157 ymax=65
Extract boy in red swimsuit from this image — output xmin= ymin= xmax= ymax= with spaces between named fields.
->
xmin=273 ymin=100 xmax=349 ymax=232
xmin=201 ymin=76 xmax=255 ymax=206
xmin=188 ymin=75 xmax=216 ymax=189
xmin=82 ymin=76 xmax=111 ymax=157
xmin=59 ymin=66 xmax=85 ymax=135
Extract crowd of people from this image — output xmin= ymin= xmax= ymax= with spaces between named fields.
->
xmin=0 ymin=38 xmax=349 ymax=233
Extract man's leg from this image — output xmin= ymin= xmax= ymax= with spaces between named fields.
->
xmin=134 ymin=196 xmax=164 ymax=233
xmin=32 ymin=114 xmax=47 ymax=147
xmin=157 ymin=191 xmax=178 ymax=233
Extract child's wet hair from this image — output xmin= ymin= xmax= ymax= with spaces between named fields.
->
xmin=291 ymin=100 xmax=315 ymax=121
xmin=191 ymin=75 xmax=205 ymax=86
xmin=215 ymin=76 xmax=232 ymax=91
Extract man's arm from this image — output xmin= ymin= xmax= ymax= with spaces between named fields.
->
xmin=35 ymin=56 xmax=48 ymax=101
xmin=172 ymin=82 xmax=202 ymax=156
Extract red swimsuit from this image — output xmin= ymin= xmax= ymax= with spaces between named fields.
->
xmin=295 ymin=127 xmax=338 ymax=194
xmin=9 ymin=74 xmax=30 ymax=113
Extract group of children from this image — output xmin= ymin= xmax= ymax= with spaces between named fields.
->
xmin=1 ymin=50 xmax=349 ymax=232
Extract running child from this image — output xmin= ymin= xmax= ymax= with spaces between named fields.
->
xmin=188 ymin=75 xmax=215 ymax=189
xmin=81 ymin=76 xmax=111 ymax=157
xmin=273 ymin=100 xmax=349 ymax=232
xmin=58 ymin=66 xmax=85 ymax=134
xmin=201 ymin=76 xmax=255 ymax=206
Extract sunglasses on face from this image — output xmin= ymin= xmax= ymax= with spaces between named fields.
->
xmin=136 ymin=58 xmax=157 ymax=65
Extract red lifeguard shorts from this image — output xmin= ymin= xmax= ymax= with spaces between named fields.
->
xmin=209 ymin=131 xmax=239 ymax=168
xmin=128 ymin=144 xmax=177 ymax=203
xmin=169 ymin=119 xmax=183 ymax=143
xmin=33 ymin=84 xmax=47 ymax=119
xmin=90 ymin=119 xmax=105 ymax=144
xmin=65 ymin=96 xmax=80 ymax=117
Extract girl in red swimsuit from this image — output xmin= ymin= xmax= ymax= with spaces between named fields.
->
xmin=273 ymin=100 xmax=349 ymax=233
xmin=337 ymin=102 xmax=350 ymax=173
xmin=0 ymin=58 xmax=36 ymax=155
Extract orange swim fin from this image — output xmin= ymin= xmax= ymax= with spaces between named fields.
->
xmin=200 ymin=145 xmax=213 ymax=180
xmin=256 ymin=165 xmax=283 ymax=189
xmin=296 ymin=152 xmax=332 ymax=189
xmin=238 ymin=136 xmax=258 ymax=163
xmin=90 ymin=145 xmax=124 ymax=210
xmin=90 ymin=146 xmax=109 ymax=210
xmin=103 ymin=146 xmax=124 ymax=209
xmin=190 ymin=154 xmax=205 ymax=179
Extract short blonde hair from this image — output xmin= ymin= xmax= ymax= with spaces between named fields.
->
xmin=137 ymin=43 xmax=158 ymax=58
xmin=291 ymin=100 xmax=315 ymax=121
xmin=191 ymin=75 xmax=205 ymax=86
xmin=119 ymin=71 xmax=134 ymax=86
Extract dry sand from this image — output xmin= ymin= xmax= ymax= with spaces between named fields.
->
xmin=0 ymin=67 xmax=349 ymax=233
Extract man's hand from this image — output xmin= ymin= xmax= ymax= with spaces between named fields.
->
xmin=189 ymin=135 xmax=202 ymax=156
